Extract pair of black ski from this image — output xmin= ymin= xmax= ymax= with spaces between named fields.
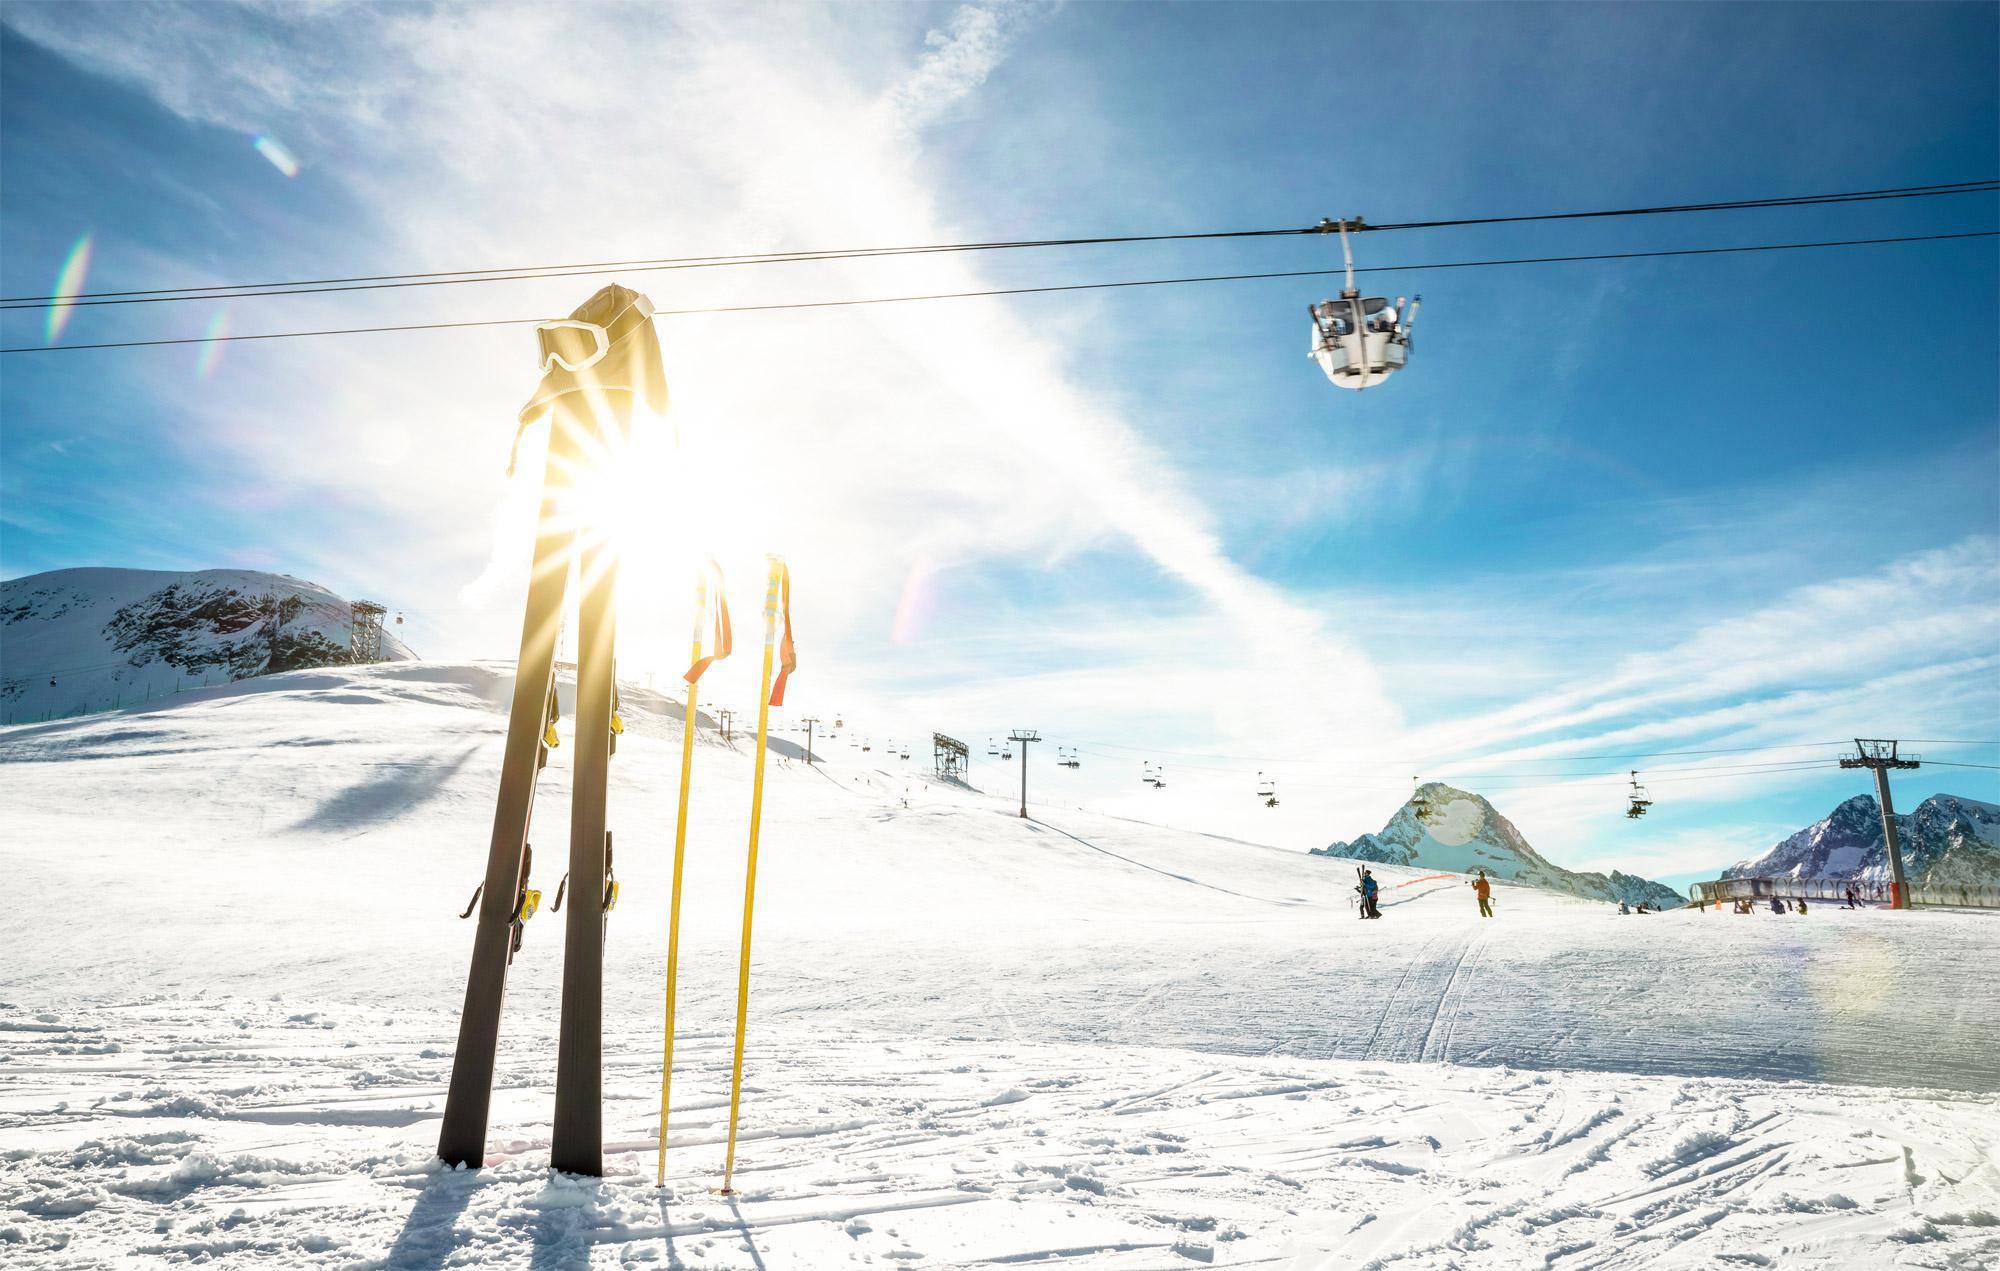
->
xmin=437 ymin=398 xmax=623 ymax=1177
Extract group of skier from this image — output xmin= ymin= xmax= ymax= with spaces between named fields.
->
xmin=1353 ymin=867 xmax=1497 ymax=919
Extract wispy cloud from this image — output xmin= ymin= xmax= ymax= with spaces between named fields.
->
xmin=887 ymin=3 xmax=1050 ymax=130
xmin=6 ymin=3 xmax=1992 ymax=878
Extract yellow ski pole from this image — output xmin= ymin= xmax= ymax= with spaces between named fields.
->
xmin=655 ymin=573 xmax=707 ymax=1188
xmin=721 ymin=555 xmax=788 ymax=1194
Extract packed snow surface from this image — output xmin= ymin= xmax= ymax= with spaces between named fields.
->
xmin=2 ymin=662 xmax=1996 ymax=1267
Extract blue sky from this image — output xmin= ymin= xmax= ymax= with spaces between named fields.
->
xmin=2 ymin=1 xmax=1996 ymax=879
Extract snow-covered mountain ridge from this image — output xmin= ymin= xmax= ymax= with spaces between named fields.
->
xmin=1726 ymin=792 xmax=2000 ymax=884
xmin=0 ymin=567 xmax=413 ymax=722
xmin=1313 ymin=781 xmax=1686 ymax=909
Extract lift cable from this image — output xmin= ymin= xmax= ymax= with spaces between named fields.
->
xmin=1057 ymin=743 xmax=2000 ymax=784
xmin=3 ymin=178 xmax=1990 ymax=311
xmin=7 ymin=228 xmax=1992 ymax=356
xmin=1058 ymin=737 xmax=1998 ymax=768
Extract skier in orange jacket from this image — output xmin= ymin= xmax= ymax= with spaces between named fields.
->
xmin=1472 ymin=870 xmax=1494 ymax=918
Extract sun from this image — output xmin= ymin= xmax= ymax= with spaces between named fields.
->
xmin=538 ymin=404 xmax=767 ymax=684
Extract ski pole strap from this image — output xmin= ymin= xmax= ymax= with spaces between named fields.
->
xmin=766 ymin=557 xmax=795 ymax=707
xmin=683 ymin=559 xmax=734 ymax=685
xmin=459 ymin=884 xmax=483 ymax=919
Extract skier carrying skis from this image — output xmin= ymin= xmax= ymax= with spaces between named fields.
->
xmin=1472 ymin=870 xmax=1494 ymax=918
xmin=1359 ymin=868 xmax=1381 ymax=919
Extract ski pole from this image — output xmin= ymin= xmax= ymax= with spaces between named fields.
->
xmin=655 ymin=572 xmax=706 ymax=1188
xmin=721 ymin=555 xmax=789 ymax=1194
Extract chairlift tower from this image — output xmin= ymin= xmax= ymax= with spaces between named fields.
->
xmin=349 ymin=601 xmax=388 ymax=664
xmin=1009 ymin=729 xmax=1040 ymax=818
xmin=801 ymin=716 xmax=820 ymax=766
xmin=1839 ymin=739 xmax=1921 ymax=910
xmin=933 ymin=732 xmax=968 ymax=782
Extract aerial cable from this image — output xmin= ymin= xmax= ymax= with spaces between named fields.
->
xmin=1064 ymin=737 xmax=1863 ymax=764
xmin=3 ymin=178 xmax=1989 ymax=310
xmin=1060 ymin=745 xmax=1879 ymax=782
xmin=7 ymin=228 xmax=1991 ymax=356
xmin=1366 ymin=179 xmax=1996 ymax=232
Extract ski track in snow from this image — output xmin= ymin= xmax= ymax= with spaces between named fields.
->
xmin=5 ymin=1005 xmax=1996 ymax=1269
xmin=2 ymin=662 xmax=1998 ymax=1267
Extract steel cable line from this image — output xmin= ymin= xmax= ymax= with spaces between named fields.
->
xmin=1065 ymin=738 xmax=1862 ymax=764
xmin=4 ymin=179 xmax=1990 ymax=310
xmin=7 ymin=229 xmax=1993 ymax=355
xmin=1061 ymin=741 xmax=2000 ymax=783
xmin=1060 ymin=745 xmax=1878 ymax=782
xmin=1367 ymin=179 xmax=1997 ymax=232
xmin=1089 ymin=760 xmax=1846 ymax=795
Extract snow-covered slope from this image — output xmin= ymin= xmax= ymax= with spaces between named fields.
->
xmin=0 ymin=567 xmax=413 ymax=723
xmin=1313 ymin=781 xmax=1685 ymax=909
xmin=1726 ymin=792 xmax=2000 ymax=883
xmin=2 ymin=667 xmax=1997 ymax=1267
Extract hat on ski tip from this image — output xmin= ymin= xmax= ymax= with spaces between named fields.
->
xmin=508 ymin=283 xmax=668 ymax=473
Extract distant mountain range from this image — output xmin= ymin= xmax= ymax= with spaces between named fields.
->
xmin=1312 ymin=782 xmax=1686 ymax=910
xmin=1726 ymin=793 xmax=2000 ymax=884
xmin=1 ymin=567 xmax=414 ymax=723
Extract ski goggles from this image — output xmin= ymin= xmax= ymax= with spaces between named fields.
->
xmin=532 ymin=293 xmax=655 ymax=374
xmin=534 ymin=320 xmax=611 ymax=374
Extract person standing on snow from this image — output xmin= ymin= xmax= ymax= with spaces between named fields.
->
xmin=1360 ymin=869 xmax=1382 ymax=919
xmin=1472 ymin=870 xmax=1494 ymax=918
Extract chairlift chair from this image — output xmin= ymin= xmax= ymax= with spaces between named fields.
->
xmin=1626 ymin=771 xmax=1653 ymax=819
xmin=1412 ymin=778 xmax=1434 ymax=824
xmin=1307 ymin=218 xmax=1418 ymax=391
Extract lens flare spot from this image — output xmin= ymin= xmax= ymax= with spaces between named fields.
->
xmin=253 ymin=135 xmax=301 ymax=178
xmin=891 ymin=557 xmax=938 ymax=644
xmin=1424 ymin=795 xmax=1485 ymax=847
xmin=197 ymin=310 xmax=230 ymax=377
xmin=45 ymin=234 xmax=92 ymax=344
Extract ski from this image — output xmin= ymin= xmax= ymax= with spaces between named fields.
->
xmin=552 ymin=524 xmax=619 ymax=1176
xmin=435 ymin=413 xmax=579 ymax=1170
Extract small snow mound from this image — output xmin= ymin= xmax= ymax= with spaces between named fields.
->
xmin=1644 ymin=1129 xmax=1732 ymax=1177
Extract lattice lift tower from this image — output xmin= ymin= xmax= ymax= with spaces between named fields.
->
xmin=349 ymin=601 xmax=388 ymax=664
xmin=933 ymin=732 xmax=968 ymax=782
